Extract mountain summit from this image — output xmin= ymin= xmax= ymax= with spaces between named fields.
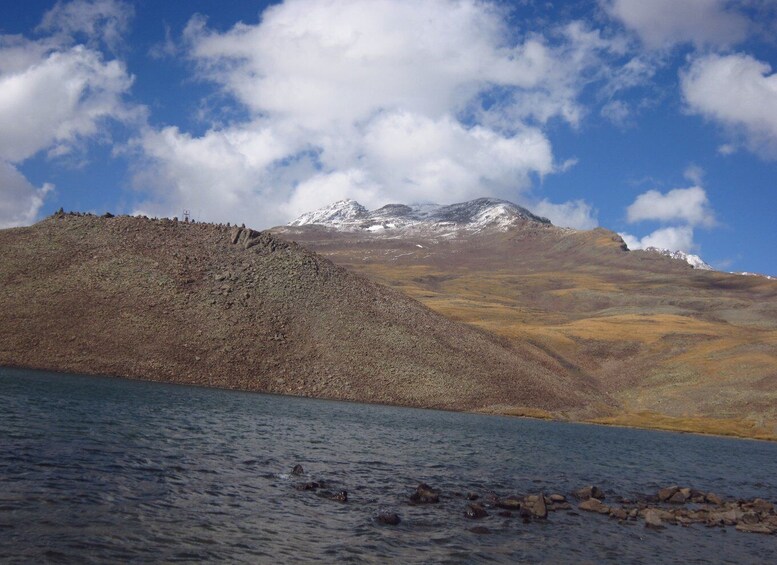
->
xmin=290 ymin=197 xmax=551 ymax=235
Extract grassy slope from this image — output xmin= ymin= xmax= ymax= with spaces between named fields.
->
xmin=274 ymin=224 xmax=777 ymax=440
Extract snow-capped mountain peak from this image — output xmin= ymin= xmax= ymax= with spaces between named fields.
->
xmin=288 ymin=197 xmax=550 ymax=234
xmin=289 ymin=199 xmax=368 ymax=226
xmin=645 ymin=247 xmax=713 ymax=270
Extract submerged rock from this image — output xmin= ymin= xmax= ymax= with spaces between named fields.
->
xmin=291 ymin=464 xmax=304 ymax=475
xmin=464 ymin=503 xmax=489 ymax=519
xmin=410 ymin=483 xmax=440 ymax=504
xmin=496 ymin=496 xmax=522 ymax=510
xmin=295 ymin=481 xmax=321 ymax=491
xmin=376 ymin=512 xmax=401 ymax=526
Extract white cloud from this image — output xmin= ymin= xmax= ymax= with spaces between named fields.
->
xmin=681 ymin=53 xmax=777 ymax=159
xmin=626 ymin=186 xmax=715 ymax=227
xmin=37 ymin=0 xmax=133 ymax=51
xmin=136 ymin=0 xmax=616 ymax=226
xmin=0 ymin=161 xmax=54 ymax=228
xmin=531 ymin=198 xmax=598 ymax=230
xmin=0 ymin=46 xmax=134 ymax=162
xmin=602 ymin=0 xmax=749 ymax=49
xmin=620 ymin=225 xmax=696 ymax=252
xmin=683 ymin=164 xmax=704 ymax=185
xmin=600 ymin=99 xmax=631 ymax=126
xmin=0 ymin=0 xmax=137 ymax=227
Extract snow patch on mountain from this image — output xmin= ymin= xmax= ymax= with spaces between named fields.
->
xmin=733 ymin=271 xmax=776 ymax=281
xmin=644 ymin=247 xmax=713 ymax=270
xmin=290 ymin=199 xmax=368 ymax=226
xmin=289 ymin=198 xmax=551 ymax=234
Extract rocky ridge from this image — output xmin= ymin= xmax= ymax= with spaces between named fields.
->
xmin=0 ymin=211 xmax=602 ymax=415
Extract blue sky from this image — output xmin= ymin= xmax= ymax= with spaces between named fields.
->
xmin=1 ymin=1 xmax=776 ymax=275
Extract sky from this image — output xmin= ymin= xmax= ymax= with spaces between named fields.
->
xmin=1 ymin=0 xmax=776 ymax=275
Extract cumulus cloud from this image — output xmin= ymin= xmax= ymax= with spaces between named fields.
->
xmin=135 ymin=0 xmax=615 ymax=226
xmin=531 ymin=198 xmax=598 ymax=230
xmin=621 ymin=183 xmax=717 ymax=253
xmin=681 ymin=53 xmax=777 ymax=159
xmin=626 ymin=186 xmax=715 ymax=227
xmin=0 ymin=162 xmax=54 ymax=228
xmin=602 ymin=0 xmax=749 ymax=49
xmin=0 ymin=0 xmax=137 ymax=227
xmin=620 ymin=225 xmax=695 ymax=252
xmin=0 ymin=45 xmax=134 ymax=162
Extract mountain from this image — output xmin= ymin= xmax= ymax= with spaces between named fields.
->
xmin=290 ymin=197 xmax=551 ymax=235
xmin=274 ymin=198 xmax=777 ymax=440
xmin=0 ymin=211 xmax=603 ymax=416
xmin=291 ymin=198 xmax=717 ymax=270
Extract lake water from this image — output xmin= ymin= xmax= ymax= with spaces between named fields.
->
xmin=1 ymin=367 xmax=776 ymax=563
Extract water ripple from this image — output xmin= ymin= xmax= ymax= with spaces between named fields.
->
xmin=2 ymin=368 xmax=777 ymax=563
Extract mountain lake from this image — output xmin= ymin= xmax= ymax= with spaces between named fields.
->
xmin=2 ymin=367 xmax=776 ymax=563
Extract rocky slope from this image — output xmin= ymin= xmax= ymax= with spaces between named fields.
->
xmin=274 ymin=198 xmax=777 ymax=439
xmin=0 ymin=212 xmax=604 ymax=416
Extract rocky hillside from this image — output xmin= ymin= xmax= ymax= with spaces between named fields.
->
xmin=0 ymin=212 xmax=605 ymax=416
xmin=275 ymin=199 xmax=777 ymax=440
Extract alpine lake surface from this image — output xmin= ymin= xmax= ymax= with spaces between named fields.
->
xmin=2 ymin=367 xmax=777 ymax=564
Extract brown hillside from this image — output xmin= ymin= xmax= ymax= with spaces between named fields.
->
xmin=273 ymin=222 xmax=777 ymax=440
xmin=0 ymin=213 xmax=605 ymax=416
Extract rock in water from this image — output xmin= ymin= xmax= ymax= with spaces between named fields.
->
xmin=376 ymin=512 xmax=401 ymax=526
xmin=291 ymin=464 xmax=304 ymax=475
xmin=410 ymin=483 xmax=440 ymax=504
xmin=644 ymin=509 xmax=665 ymax=529
xmin=496 ymin=496 xmax=522 ymax=510
xmin=464 ymin=503 xmax=489 ymax=519
xmin=579 ymin=498 xmax=610 ymax=514
xmin=575 ymin=485 xmax=605 ymax=500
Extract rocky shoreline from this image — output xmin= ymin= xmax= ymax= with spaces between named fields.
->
xmin=288 ymin=465 xmax=777 ymax=536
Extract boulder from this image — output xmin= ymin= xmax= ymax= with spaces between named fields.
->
xmin=658 ymin=485 xmax=679 ymax=502
xmin=575 ymin=485 xmax=605 ymax=500
xmin=410 ymin=483 xmax=440 ymax=504
xmin=464 ymin=503 xmax=489 ymax=520
xmin=750 ymin=498 xmax=775 ymax=513
xmin=644 ymin=509 xmax=664 ymax=529
xmin=496 ymin=496 xmax=522 ymax=510
xmin=736 ymin=523 xmax=774 ymax=534
xmin=291 ymin=464 xmax=304 ymax=475
xmin=609 ymin=507 xmax=628 ymax=520
xmin=579 ymin=498 xmax=610 ymax=514
xmin=549 ymin=494 xmax=567 ymax=503
xmin=705 ymin=492 xmax=724 ymax=506
xmin=531 ymin=494 xmax=548 ymax=519
xmin=669 ymin=490 xmax=689 ymax=504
